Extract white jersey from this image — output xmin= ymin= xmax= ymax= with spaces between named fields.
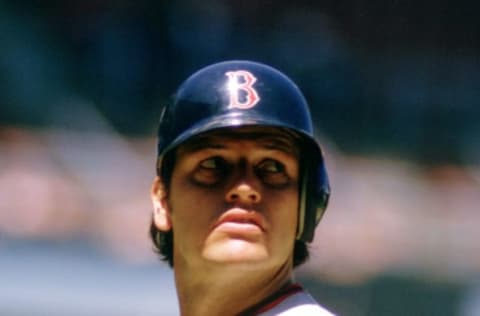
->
xmin=258 ymin=290 xmax=335 ymax=316
xmin=241 ymin=283 xmax=335 ymax=316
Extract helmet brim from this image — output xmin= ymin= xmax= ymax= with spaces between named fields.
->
xmin=159 ymin=111 xmax=321 ymax=158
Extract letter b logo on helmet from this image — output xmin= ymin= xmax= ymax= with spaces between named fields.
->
xmin=225 ymin=70 xmax=260 ymax=109
xmin=156 ymin=60 xmax=330 ymax=242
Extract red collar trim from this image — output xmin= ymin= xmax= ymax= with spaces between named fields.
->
xmin=239 ymin=283 xmax=304 ymax=315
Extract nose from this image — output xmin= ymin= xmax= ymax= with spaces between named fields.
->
xmin=226 ymin=182 xmax=262 ymax=204
xmin=225 ymin=165 xmax=262 ymax=205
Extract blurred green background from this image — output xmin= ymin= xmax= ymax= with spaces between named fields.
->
xmin=1 ymin=1 xmax=479 ymax=315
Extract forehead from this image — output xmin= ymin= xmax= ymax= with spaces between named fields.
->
xmin=177 ymin=126 xmax=301 ymax=156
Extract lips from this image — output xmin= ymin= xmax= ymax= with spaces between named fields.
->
xmin=214 ymin=209 xmax=266 ymax=232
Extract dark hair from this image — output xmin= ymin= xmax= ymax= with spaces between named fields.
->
xmin=150 ymin=220 xmax=174 ymax=266
xmin=150 ymin=139 xmax=310 ymax=268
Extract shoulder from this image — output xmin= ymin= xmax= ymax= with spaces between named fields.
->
xmin=259 ymin=290 xmax=336 ymax=316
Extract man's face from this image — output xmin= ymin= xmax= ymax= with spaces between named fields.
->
xmin=153 ymin=128 xmax=300 ymax=269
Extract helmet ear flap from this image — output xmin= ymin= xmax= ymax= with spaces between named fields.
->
xmin=315 ymin=162 xmax=330 ymax=225
xmin=296 ymin=155 xmax=330 ymax=242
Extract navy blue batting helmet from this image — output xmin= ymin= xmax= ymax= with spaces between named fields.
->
xmin=156 ymin=60 xmax=329 ymax=242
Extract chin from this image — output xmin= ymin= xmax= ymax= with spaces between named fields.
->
xmin=202 ymin=239 xmax=270 ymax=264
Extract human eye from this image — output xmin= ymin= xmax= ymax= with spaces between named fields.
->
xmin=199 ymin=157 xmax=222 ymax=169
xmin=256 ymin=159 xmax=290 ymax=187
xmin=192 ymin=156 xmax=228 ymax=186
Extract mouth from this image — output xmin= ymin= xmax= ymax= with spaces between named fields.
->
xmin=213 ymin=209 xmax=267 ymax=233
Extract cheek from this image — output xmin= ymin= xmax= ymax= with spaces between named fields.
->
xmin=168 ymin=177 xmax=223 ymax=230
xmin=266 ymin=188 xmax=299 ymax=234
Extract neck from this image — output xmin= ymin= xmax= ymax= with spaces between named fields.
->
xmin=174 ymin=260 xmax=294 ymax=316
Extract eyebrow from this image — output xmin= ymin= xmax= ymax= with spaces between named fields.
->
xmin=256 ymin=137 xmax=298 ymax=155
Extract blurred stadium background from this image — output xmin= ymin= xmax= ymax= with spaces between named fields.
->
xmin=1 ymin=1 xmax=479 ymax=315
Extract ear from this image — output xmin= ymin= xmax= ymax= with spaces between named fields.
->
xmin=151 ymin=176 xmax=172 ymax=231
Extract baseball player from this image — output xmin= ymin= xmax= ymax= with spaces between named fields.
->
xmin=150 ymin=60 xmax=334 ymax=315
